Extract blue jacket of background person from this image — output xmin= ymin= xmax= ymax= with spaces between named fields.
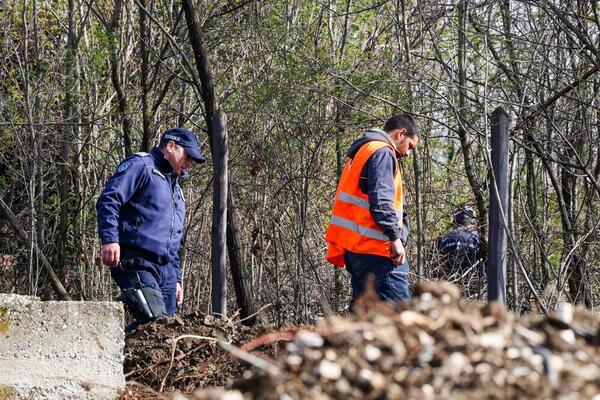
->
xmin=96 ymin=147 xmax=185 ymax=280
xmin=439 ymin=226 xmax=481 ymax=274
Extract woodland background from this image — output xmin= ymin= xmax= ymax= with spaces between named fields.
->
xmin=0 ymin=0 xmax=598 ymax=324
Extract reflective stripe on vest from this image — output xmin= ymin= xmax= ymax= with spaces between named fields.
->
xmin=338 ymin=191 xmax=370 ymax=209
xmin=329 ymin=215 xmax=389 ymax=241
xmin=338 ymin=191 xmax=403 ymax=220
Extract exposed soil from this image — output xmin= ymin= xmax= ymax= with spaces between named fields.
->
xmin=118 ymin=312 xmax=273 ymax=399
xmin=119 ymin=282 xmax=600 ymax=399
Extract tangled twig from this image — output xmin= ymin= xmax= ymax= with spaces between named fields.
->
xmin=159 ymin=335 xmax=219 ymax=392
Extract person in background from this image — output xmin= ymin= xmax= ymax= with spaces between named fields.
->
xmin=96 ymin=128 xmax=205 ymax=331
xmin=438 ymin=205 xmax=483 ymax=298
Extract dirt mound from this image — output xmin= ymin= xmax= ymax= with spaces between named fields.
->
xmin=184 ymin=282 xmax=600 ymax=399
xmin=119 ymin=312 xmax=271 ymax=399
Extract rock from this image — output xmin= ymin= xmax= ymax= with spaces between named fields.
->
xmin=363 ymin=345 xmax=381 ymax=362
xmin=478 ymin=331 xmax=506 ymax=349
xmin=190 ymin=389 xmax=244 ymax=400
xmin=414 ymin=281 xmax=461 ymax=301
xmin=555 ymin=302 xmax=574 ymax=325
xmin=295 ymin=331 xmax=324 ymax=349
xmin=315 ymin=360 xmax=341 ymax=380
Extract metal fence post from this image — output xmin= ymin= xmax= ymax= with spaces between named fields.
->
xmin=488 ymin=107 xmax=509 ymax=305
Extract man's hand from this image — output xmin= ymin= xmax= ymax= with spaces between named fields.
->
xmin=176 ymin=282 xmax=183 ymax=306
xmin=101 ymin=243 xmax=120 ymax=267
xmin=390 ymin=239 xmax=405 ymax=265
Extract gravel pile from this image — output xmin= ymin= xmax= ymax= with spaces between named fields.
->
xmin=186 ymin=281 xmax=600 ymax=400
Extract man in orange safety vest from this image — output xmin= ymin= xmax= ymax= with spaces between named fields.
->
xmin=325 ymin=114 xmax=419 ymax=307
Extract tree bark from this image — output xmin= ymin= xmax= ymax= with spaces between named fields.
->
xmin=182 ymin=0 xmax=255 ymax=320
xmin=139 ymin=0 xmax=152 ymax=151
xmin=333 ymin=108 xmax=345 ymax=312
xmin=457 ymin=0 xmax=488 ymax=261
xmin=181 ymin=0 xmax=215 ymax=144
xmin=57 ymin=0 xmax=79 ymax=280
xmin=109 ymin=0 xmax=132 ymax=155
xmin=211 ymin=111 xmax=228 ymax=317
xmin=561 ymin=117 xmax=591 ymax=306
xmin=227 ymin=193 xmax=255 ymax=324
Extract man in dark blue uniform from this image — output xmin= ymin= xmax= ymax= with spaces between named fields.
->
xmin=96 ymin=128 xmax=205 ymax=330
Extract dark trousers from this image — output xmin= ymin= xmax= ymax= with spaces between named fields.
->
xmin=344 ymin=250 xmax=410 ymax=306
xmin=111 ymin=256 xmax=179 ymax=317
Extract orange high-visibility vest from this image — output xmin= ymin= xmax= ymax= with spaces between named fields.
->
xmin=325 ymin=140 xmax=403 ymax=267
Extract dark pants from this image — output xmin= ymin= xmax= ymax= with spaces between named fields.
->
xmin=344 ymin=250 xmax=410 ymax=306
xmin=111 ymin=256 xmax=179 ymax=317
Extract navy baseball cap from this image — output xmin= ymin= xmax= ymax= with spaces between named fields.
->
xmin=160 ymin=128 xmax=205 ymax=163
xmin=453 ymin=205 xmax=476 ymax=225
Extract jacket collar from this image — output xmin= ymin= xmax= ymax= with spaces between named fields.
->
xmin=347 ymin=128 xmax=398 ymax=158
xmin=365 ymin=129 xmax=397 ymax=150
xmin=151 ymin=147 xmax=174 ymax=175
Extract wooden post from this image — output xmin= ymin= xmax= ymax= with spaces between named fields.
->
xmin=488 ymin=107 xmax=509 ymax=305
xmin=211 ymin=110 xmax=228 ymax=317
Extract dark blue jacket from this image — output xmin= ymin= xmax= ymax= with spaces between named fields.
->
xmin=96 ymin=148 xmax=186 ymax=279
xmin=439 ymin=226 xmax=481 ymax=274
xmin=347 ymin=129 xmax=409 ymax=244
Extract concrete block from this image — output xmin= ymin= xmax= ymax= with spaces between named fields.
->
xmin=0 ymin=294 xmax=125 ymax=399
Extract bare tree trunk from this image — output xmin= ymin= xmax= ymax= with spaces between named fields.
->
xmin=182 ymin=0 xmax=254 ymax=319
xmin=19 ymin=0 xmax=42 ymax=295
xmin=31 ymin=0 xmax=44 ymax=294
xmin=181 ymin=0 xmax=215 ymax=140
xmin=333 ymin=114 xmax=345 ymax=312
xmin=211 ymin=111 xmax=228 ymax=317
xmin=57 ymin=0 xmax=79 ymax=279
xmin=457 ymin=0 xmax=488 ymax=259
xmin=524 ymin=133 xmax=546 ymax=284
xmin=330 ymin=0 xmax=351 ymax=313
xmin=562 ymin=116 xmax=591 ymax=306
xmin=227 ymin=193 xmax=255 ymax=324
xmin=31 ymin=0 xmax=44 ymax=269
xmin=397 ymin=0 xmax=423 ymax=281
xmin=109 ymin=0 xmax=132 ymax=155
xmin=413 ymin=148 xmax=423 ymax=279
xmin=509 ymin=141 xmax=518 ymax=310
xmin=596 ymin=84 xmax=600 ymax=182
xmin=178 ymin=83 xmax=187 ymax=127
xmin=139 ymin=0 xmax=152 ymax=151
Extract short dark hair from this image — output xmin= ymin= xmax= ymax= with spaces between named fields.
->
xmin=383 ymin=114 xmax=418 ymax=137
